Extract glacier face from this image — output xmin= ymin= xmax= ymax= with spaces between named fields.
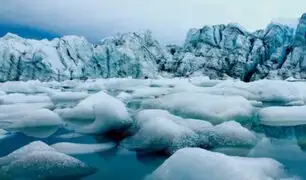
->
xmin=0 ymin=13 xmax=305 ymax=82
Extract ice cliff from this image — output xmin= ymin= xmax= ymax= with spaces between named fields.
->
xmin=0 ymin=13 xmax=305 ymax=82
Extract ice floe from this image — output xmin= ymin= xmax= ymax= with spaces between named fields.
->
xmin=59 ymin=91 xmax=132 ymax=134
xmin=0 ymin=141 xmax=97 ymax=179
xmin=0 ymin=109 xmax=64 ymax=138
xmin=258 ymin=106 xmax=306 ymax=126
xmin=147 ymin=148 xmax=290 ymax=180
xmin=141 ymin=92 xmax=253 ymax=124
xmin=122 ymin=110 xmax=256 ymax=154
xmin=51 ymin=142 xmax=116 ymax=155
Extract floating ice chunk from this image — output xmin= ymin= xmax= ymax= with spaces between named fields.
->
xmin=0 ymin=103 xmax=55 ymax=113
xmin=209 ymin=121 xmax=257 ymax=148
xmin=0 ymin=141 xmax=56 ymax=166
xmin=0 ymin=109 xmax=64 ymax=138
xmin=0 ymin=141 xmax=97 ymax=179
xmin=116 ymin=92 xmax=133 ymax=102
xmin=55 ymin=132 xmax=85 ymax=139
xmin=174 ymin=118 xmax=213 ymax=134
xmin=49 ymin=91 xmax=89 ymax=103
xmin=0 ymin=93 xmax=52 ymax=105
xmin=121 ymin=110 xmax=199 ymax=154
xmin=0 ymin=80 xmax=54 ymax=94
xmin=141 ymin=92 xmax=253 ymax=124
xmin=60 ymin=91 xmax=132 ymax=134
xmin=147 ymin=148 xmax=288 ymax=180
xmin=51 ymin=142 xmax=116 ymax=155
xmin=258 ymin=106 xmax=306 ymax=126
xmin=129 ymin=87 xmax=171 ymax=99
xmin=206 ymin=80 xmax=304 ymax=105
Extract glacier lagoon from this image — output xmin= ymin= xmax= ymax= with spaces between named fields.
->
xmin=0 ymin=77 xmax=305 ymax=179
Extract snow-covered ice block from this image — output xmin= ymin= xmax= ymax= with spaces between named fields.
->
xmin=0 ymin=141 xmax=97 ymax=179
xmin=49 ymin=91 xmax=89 ymax=103
xmin=51 ymin=142 xmax=116 ymax=155
xmin=206 ymin=80 xmax=304 ymax=105
xmin=210 ymin=121 xmax=257 ymax=147
xmin=258 ymin=106 xmax=306 ymax=126
xmin=60 ymin=91 xmax=132 ymax=134
xmin=0 ymin=93 xmax=52 ymax=105
xmin=0 ymin=109 xmax=64 ymax=138
xmin=121 ymin=109 xmax=199 ymax=154
xmin=147 ymin=148 xmax=289 ymax=180
xmin=141 ymin=92 xmax=253 ymax=124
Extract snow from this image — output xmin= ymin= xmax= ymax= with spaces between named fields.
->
xmin=51 ymin=142 xmax=116 ymax=155
xmin=258 ymin=106 xmax=306 ymax=126
xmin=0 ymin=109 xmax=64 ymax=138
xmin=141 ymin=92 xmax=253 ymax=124
xmin=0 ymin=141 xmax=97 ymax=179
xmin=147 ymin=148 xmax=288 ymax=180
xmin=59 ymin=91 xmax=132 ymax=134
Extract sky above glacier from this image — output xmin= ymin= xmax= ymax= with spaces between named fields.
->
xmin=0 ymin=0 xmax=305 ymax=44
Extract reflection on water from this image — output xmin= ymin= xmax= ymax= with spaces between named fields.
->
xmin=0 ymin=131 xmax=166 ymax=180
xmin=1 ymin=128 xmax=306 ymax=179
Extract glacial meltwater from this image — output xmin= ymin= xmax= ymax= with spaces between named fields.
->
xmin=1 ymin=78 xmax=306 ymax=179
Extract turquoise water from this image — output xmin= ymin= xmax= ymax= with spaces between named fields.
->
xmin=1 ymin=129 xmax=305 ymax=180
xmin=0 ymin=131 xmax=166 ymax=180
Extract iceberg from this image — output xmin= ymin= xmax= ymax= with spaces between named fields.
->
xmin=59 ymin=91 xmax=132 ymax=135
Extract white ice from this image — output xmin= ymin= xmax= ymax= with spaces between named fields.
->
xmin=147 ymin=148 xmax=289 ymax=180
xmin=0 ymin=109 xmax=64 ymax=138
xmin=0 ymin=141 xmax=97 ymax=179
xmin=141 ymin=92 xmax=253 ymax=124
xmin=51 ymin=142 xmax=116 ymax=155
xmin=59 ymin=91 xmax=132 ymax=134
xmin=258 ymin=106 xmax=306 ymax=126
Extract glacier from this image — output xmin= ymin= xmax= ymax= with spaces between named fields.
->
xmin=0 ymin=13 xmax=305 ymax=82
